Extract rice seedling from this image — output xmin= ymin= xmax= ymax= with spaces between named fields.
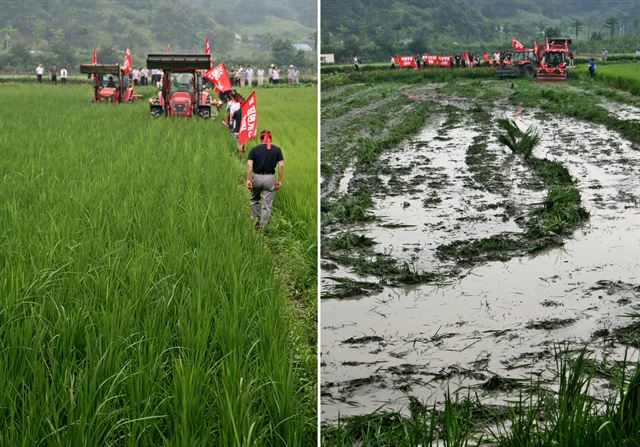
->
xmin=496 ymin=118 xmax=541 ymax=159
xmin=0 ymin=83 xmax=316 ymax=445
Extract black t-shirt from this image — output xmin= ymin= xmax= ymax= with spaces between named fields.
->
xmin=232 ymin=108 xmax=242 ymax=133
xmin=248 ymin=143 xmax=284 ymax=174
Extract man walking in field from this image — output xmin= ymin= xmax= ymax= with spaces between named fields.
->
xmin=246 ymin=129 xmax=284 ymax=229
xmin=588 ymin=58 xmax=597 ymax=79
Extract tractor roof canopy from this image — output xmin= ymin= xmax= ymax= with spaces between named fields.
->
xmin=146 ymin=54 xmax=211 ymax=70
xmin=80 ymin=64 xmax=122 ymax=75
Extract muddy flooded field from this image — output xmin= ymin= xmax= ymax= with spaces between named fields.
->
xmin=321 ymin=79 xmax=640 ymax=423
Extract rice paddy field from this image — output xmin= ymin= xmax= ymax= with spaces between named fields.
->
xmin=0 ymin=82 xmax=317 ymax=445
xmin=572 ymin=61 xmax=640 ymax=95
xmin=320 ymin=67 xmax=640 ymax=445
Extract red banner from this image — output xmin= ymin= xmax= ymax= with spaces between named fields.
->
xmin=422 ymin=54 xmax=452 ymax=67
xmin=238 ymin=91 xmax=257 ymax=145
xmin=393 ymin=56 xmax=418 ymax=69
xmin=122 ymin=47 xmax=132 ymax=74
xmin=92 ymin=47 xmax=97 ymax=64
xmin=204 ymin=62 xmax=232 ymax=92
xmin=166 ymin=43 xmax=171 ymax=54
xmin=512 ymin=37 xmax=524 ymax=51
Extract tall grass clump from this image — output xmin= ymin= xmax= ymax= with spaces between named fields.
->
xmin=0 ymin=84 xmax=316 ymax=445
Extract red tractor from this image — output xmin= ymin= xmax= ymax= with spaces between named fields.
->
xmin=535 ymin=37 xmax=571 ymax=82
xmin=146 ymin=54 xmax=214 ymax=118
xmin=79 ymin=64 xmax=134 ymax=103
xmin=496 ymin=48 xmax=538 ymax=79
xmin=496 ymin=37 xmax=571 ymax=82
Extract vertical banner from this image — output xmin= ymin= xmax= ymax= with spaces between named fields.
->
xmin=238 ymin=92 xmax=258 ymax=145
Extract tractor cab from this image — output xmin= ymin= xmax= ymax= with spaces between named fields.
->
xmin=497 ymin=48 xmax=537 ymax=78
xmin=79 ymin=64 xmax=134 ymax=103
xmin=535 ymin=37 xmax=571 ymax=82
xmin=146 ymin=54 xmax=213 ymax=118
xmin=514 ymin=50 xmax=537 ymax=64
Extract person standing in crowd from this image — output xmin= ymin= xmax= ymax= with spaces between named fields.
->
xmin=140 ymin=67 xmax=148 ymax=85
xmin=229 ymin=66 xmax=236 ymax=86
xmin=287 ymin=65 xmax=294 ymax=84
xmin=353 ymin=55 xmax=360 ymax=71
xmin=36 ymin=64 xmax=44 ymax=83
xmin=50 ymin=65 xmax=58 ymax=85
xmin=568 ymin=51 xmax=575 ymax=67
xmin=588 ymin=57 xmax=597 ymax=78
xmin=257 ymin=67 xmax=265 ymax=86
xmin=235 ymin=65 xmax=243 ymax=87
xmin=132 ymin=67 xmax=140 ymax=86
xmin=494 ymin=50 xmax=501 ymax=65
xmin=272 ymin=66 xmax=280 ymax=84
xmin=293 ymin=66 xmax=300 ymax=84
xmin=246 ymin=65 xmax=254 ymax=87
xmin=601 ymin=48 xmax=608 ymax=63
xmin=246 ymin=129 xmax=284 ymax=229
xmin=268 ymin=64 xmax=274 ymax=84
xmin=60 ymin=66 xmax=68 ymax=85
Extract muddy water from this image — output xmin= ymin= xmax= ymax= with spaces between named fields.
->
xmin=322 ymin=106 xmax=640 ymax=421
xmin=598 ymin=98 xmax=640 ymax=122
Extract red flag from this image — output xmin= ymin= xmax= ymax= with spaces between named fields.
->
xmin=238 ymin=91 xmax=257 ymax=145
xmin=205 ymin=36 xmax=213 ymax=68
xmin=204 ymin=62 xmax=232 ymax=92
xmin=92 ymin=47 xmax=97 ymax=64
xmin=512 ymin=37 xmax=524 ymax=51
xmin=166 ymin=43 xmax=171 ymax=54
xmin=122 ymin=47 xmax=132 ymax=74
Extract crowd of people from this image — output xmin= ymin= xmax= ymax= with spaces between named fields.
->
xmin=228 ymin=64 xmax=302 ymax=87
xmin=385 ymin=48 xmax=582 ymax=69
xmin=35 ymin=64 xmax=69 ymax=85
xmin=35 ymin=63 xmax=303 ymax=87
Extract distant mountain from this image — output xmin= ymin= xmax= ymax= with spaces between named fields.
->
xmin=0 ymin=0 xmax=316 ymax=71
xmin=321 ymin=0 xmax=640 ymax=62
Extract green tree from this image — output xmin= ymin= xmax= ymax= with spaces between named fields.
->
xmin=1 ymin=24 xmax=17 ymax=50
xmin=572 ymin=19 xmax=583 ymax=39
xmin=604 ymin=17 xmax=618 ymax=38
xmin=32 ymin=19 xmax=45 ymax=52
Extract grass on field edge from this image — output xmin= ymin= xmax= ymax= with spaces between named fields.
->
xmin=322 ymin=345 xmax=640 ymax=446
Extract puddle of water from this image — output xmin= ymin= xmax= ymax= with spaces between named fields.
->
xmin=598 ymin=98 xmax=640 ymax=122
xmin=338 ymin=163 xmax=356 ymax=195
xmin=322 ymin=105 xmax=640 ymax=422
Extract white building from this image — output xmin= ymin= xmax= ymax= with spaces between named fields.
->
xmin=320 ymin=53 xmax=335 ymax=64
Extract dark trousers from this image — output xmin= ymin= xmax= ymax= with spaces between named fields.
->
xmin=37 ymin=74 xmax=42 ymax=83
xmin=61 ymin=78 xmax=67 ymax=85
xmin=51 ymin=75 xmax=57 ymax=85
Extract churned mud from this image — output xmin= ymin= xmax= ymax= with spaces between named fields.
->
xmin=321 ymin=80 xmax=640 ymax=422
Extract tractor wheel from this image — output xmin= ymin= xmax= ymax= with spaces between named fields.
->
xmin=522 ymin=64 xmax=535 ymax=78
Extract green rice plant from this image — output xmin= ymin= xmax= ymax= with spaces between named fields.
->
xmin=496 ymin=118 xmax=541 ymax=159
xmin=0 ymin=84 xmax=316 ymax=445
